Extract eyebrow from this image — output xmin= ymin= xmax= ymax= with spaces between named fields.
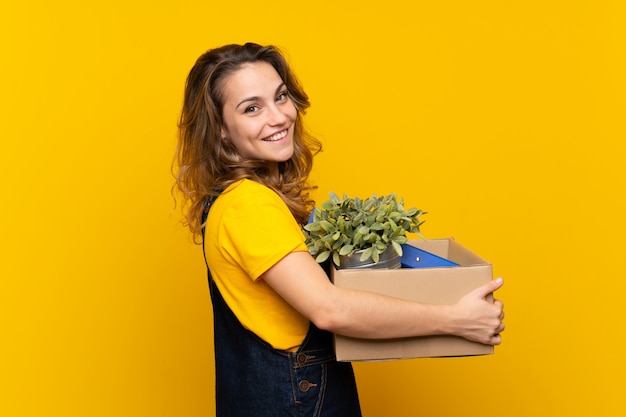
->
xmin=235 ymin=82 xmax=287 ymax=109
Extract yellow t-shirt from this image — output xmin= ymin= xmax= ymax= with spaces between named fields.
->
xmin=204 ymin=179 xmax=311 ymax=351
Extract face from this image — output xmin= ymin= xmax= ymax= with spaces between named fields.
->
xmin=219 ymin=61 xmax=298 ymax=162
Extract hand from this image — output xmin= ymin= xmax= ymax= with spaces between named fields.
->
xmin=450 ymin=278 xmax=505 ymax=345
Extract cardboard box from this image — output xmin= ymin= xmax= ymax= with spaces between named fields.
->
xmin=331 ymin=238 xmax=494 ymax=361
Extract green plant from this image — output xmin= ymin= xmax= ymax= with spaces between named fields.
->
xmin=303 ymin=192 xmax=426 ymax=267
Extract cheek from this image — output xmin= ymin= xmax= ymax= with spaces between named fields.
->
xmin=287 ymin=102 xmax=298 ymax=119
xmin=222 ymin=116 xmax=249 ymax=140
xmin=223 ymin=119 xmax=262 ymax=155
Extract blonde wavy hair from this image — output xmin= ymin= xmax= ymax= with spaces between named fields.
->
xmin=174 ymin=43 xmax=321 ymax=241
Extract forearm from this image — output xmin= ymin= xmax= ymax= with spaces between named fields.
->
xmin=313 ymin=285 xmax=454 ymax=339
xmin=314 ymin=283 xmax=503 ymax=345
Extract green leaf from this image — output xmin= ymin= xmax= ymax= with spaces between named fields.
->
xmin=389 ymin=212 xmax=401 ymax=222
xmin=339 ymin=245 xmax=354 ymax=255
xmin=303 ymin=223 xmax=320 ymax=232
xmin=357 ymin=225 xmax=369 ymax=235
xmin=321 ymin=200 xmax=335 ymax=211
xmin=316 ymin=251 xmax=331 ymax=263
xmin=403 ymin=207 xmax=418 ymax=216
xmin=320 ymin=220 xmax=336 ymax=233
xmin=329 ymin=192 xmax=341 ymax=205
xmin=353 ymin=232 xmax=364 ymax=246
xmin=333 ymin=252 xmax=341 ymax=267
xmin=388 ymin=218 xmax=398 ymax=232
xmin=370 ymin=222 xmax=384 ymax=231
xmin=363 ymin=199 xmax=375 ymax=211
xmin=360 ymin=247 xmax=373 ymax=262
xmin=392 ymin=236 xmax=408 ymax=244
xmin=337 ymin=218 xmax=346 ymax=233
xmin=366 ymin=233 xmax=379 ymax=243
xmin=391 ymin=240 xmax=403 ymax=256
xmin=353 ymin=212 xmax=366 ymax=225
xmin=321 ymin=234 xmax=336 ymax=244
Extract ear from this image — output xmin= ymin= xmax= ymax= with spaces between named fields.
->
xmin=220 ymin=126 xmax=227 ymax=140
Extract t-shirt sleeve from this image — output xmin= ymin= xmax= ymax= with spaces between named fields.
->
xmin=218 ymin=184 xmax=309 ymax=281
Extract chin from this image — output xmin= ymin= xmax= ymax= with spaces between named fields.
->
xmin=274 ymin=144 xmax=295 ymax=162
xmin=275 ymin=153 xmax=294 ymax=163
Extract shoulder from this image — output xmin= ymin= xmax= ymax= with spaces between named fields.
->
xmin=212 ymin=179 xmax=291 ymax=223
xmin=220 ymin=179 xmax=284 ymax=208
xmin=235 ymin=178 xmax=280 ymax=198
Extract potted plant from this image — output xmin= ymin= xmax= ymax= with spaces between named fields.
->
xmin=303 ymin=192 xmax=426 ymax=269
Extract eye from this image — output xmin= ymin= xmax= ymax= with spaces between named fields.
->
xmin=244 ymin=105 xmax=260 ymax=114
xmin=276 ymin=91 xmax=289 ymax=102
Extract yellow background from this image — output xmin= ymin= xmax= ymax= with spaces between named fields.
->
xmin=2 ymin=1 xmax=624 ymax=416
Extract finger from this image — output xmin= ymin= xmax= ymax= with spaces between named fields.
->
xmin=493 ymin=300 xmax=504 ymax=318
xmin=471 ymin=277 xmax=504 ymax=299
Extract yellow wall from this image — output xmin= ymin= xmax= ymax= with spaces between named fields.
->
xmin=2 ymin=1 xmax=624 ymax=416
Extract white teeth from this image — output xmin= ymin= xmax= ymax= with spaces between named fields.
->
xmin=264 ymin=130 xmax=287 ymax=141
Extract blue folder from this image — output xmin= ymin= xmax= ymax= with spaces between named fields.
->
xmin=400 ymin=244 xmax=460 ymax=268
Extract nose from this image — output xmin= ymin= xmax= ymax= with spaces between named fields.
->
xmin=267 ymin=103 xmax=289 ymax=126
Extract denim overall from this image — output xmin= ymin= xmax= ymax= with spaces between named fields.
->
xmin=202 ymin=202 xmax=362 ymax=417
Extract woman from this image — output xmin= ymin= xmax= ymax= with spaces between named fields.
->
xmin=175 ymin=43 xmax=505 ymax=417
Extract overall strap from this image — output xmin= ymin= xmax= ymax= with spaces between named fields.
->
xmin=201 ymin=196 xmax=217 ymax=269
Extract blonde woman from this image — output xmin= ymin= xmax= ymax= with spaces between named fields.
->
xmin=175 ymin=42 xmax=505 ymax=417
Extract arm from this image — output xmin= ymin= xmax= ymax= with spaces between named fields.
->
xmin=261 ymin=251 xmax=505 ymax=345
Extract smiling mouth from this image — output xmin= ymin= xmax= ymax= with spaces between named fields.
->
xmin=263 ymin=130 xmax=288 ymax=142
